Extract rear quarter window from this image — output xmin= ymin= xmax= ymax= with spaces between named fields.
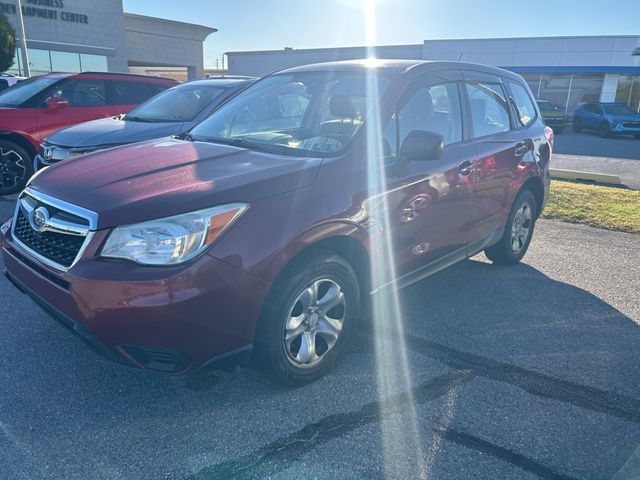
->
xmin=107 ymin=80 xmax=169 ymax=106
xmin=507 ymin=80 xmax=537 ymax=127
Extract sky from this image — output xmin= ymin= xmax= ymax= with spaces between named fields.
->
xmin=122 ymin=0 xmax=640 ymax=69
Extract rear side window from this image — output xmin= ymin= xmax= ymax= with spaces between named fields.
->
xmin=507 ymin=80 xmax=537 ymax=127
xmin=45 ymin=79 xmax=107 ymax=107
xmin=108 ymin=80 xmax=167 ymax=105
xmin=465 ymin=82 xmax=511 ymax=138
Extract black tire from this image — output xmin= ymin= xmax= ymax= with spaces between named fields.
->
xmin=599 ymin=122 xmax=611 ymax=138
xmin=572 ymin=119 xmax=582 ymax=132
xmin=254 ymin=250 xmax=360 ymax=386
xmin=0 ymin=139 xmax=33 ymax=196
xmin=485 ymin=190 xmax=537 ymax=266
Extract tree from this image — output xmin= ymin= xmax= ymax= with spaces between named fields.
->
xmin=0 ymin=13 xmax=16 ymax=73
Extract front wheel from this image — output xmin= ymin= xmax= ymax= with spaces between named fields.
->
xmin=599 ymin=122 xmax=611 ymax=138
xmin=572 ymin=119 xmax=582 ymax=132
xmin=485 ymin=190 xmax=537 ymax=265
xmin=254 ymin=251 xmax=360 ymax=386
xmin=0 ymin=139 xmax=34 ymax=196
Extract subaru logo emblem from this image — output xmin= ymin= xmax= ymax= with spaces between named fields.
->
xmin=30 ymin=207 xmax=50 ymax=233
xmin=44 ymin=147 xmax=53 ymax=161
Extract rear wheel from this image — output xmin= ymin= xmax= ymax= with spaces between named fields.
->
xmin=0 ymin=139 xmax=33 ymax=196
xmin=485 ymin=190 xmax=537 ymax=265
xmin=599 ymin=122 xmax=611 ymax=138
xmin=254 ymin=251 xmax=360 ymax=386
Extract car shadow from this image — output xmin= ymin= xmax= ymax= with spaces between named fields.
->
xmin=1 ymin=257 xmax=639 ymax=479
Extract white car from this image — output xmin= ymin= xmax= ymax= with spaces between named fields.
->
xmin=0 ymin=73 xmax=25 ymax=92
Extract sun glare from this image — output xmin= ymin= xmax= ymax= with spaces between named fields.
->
xmin=363 ymin=0 xmax=429 ymax=477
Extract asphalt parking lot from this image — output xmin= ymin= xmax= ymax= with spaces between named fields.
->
xmin=1 ymin=196 xmax=640 ymax=480
xmin=553 ymin=130 xmax=640 ymax=189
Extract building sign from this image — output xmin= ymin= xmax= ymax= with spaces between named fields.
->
xmin=0 ymin=0 xmax=89 ymax=24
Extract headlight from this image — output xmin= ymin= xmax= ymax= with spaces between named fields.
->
xmin=101 ymin=203 xmax=248 ymax=265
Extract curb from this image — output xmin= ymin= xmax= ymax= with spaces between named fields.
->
xmin=549 ymin=168 xmax=622 ymax=185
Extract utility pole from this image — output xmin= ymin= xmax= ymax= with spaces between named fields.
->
xmin=15 ymin=0 xmax=30 ymax=77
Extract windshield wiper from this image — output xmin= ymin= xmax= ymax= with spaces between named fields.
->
xmin=125 ymin=115 xmax=154 ymax=123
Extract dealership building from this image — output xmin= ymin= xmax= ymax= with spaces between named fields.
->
xmin=1 ymin=0 xmax=215 ymax=80
xmin=227 ymin=35 xmax=640 ymax=116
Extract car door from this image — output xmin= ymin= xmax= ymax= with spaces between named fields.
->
xmin=582 ymin=103 xmax=600 ymax=130
xmin=463 ymin=72 xmax=525 ymax=239
xmin=34 ymin=78 xmax=112 ymax=142
xmin=375 ymin=71 xmax=478 ymax=278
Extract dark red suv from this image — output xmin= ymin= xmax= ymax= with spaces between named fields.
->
xmin=1 ymin=60 xmax=551 ymax=385
xmin=0 ymin=72 xmax=178 ymax=195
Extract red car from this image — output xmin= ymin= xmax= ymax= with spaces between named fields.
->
xmin=1 ymin=60 xmax=551 ymax=385
xmin=0 ymin=72 xmax=178 ymax=195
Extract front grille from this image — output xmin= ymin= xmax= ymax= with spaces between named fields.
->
xmin=13 ymin=209 xmax=86 ymax=268
xmin=623 ymin=121 xmax=640 ymax=128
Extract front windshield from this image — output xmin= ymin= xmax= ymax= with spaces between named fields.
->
xmin=0 ymin=75 xmax=60 ymax=107
xmin=603 ymin=104 xmax=636 ymax=115
xmin=189 ymin=71 xmax=391 ymax=156
xmin=126 ymin=84 xmax=227 ymax=123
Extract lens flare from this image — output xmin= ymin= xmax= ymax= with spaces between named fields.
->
xmin=363 ymin=0 xmax=427 ymax=477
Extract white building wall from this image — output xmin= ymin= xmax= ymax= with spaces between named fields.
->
xmin=227 ymin=44 xmax=423 ymax=76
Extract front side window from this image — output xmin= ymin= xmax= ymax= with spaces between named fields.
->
xmin=126 ymin=85 xmax=227 ymax=123
xmin=44 ymin=79 xmax=107 ymax=107
xmin=466 ymin=82 xmax=511 ymax=137
xmin=507 ymin=80 xmax=537 ymax=127
xmin=382 ymin=81 xmax=462 ymax=163
xmin=190 ymin=71 xmax=391 ymax=156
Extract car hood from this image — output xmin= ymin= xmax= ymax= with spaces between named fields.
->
xmin=47 ymin=117 xmax=184 ymax=149
xmin=29 ymin=138 xmax=323 ymax=229
xmin=607 ymin=114 xmax=640 ymax=122
xmin=540 ymin=110 xmax=565 ymax=118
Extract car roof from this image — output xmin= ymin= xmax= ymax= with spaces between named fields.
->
xmin=41 ymin=71 xmax=177 ymax=82
xmin=182 ymin=77 xmax=255 ymax=88
xmin=276 ymin=59 xmax=522 ymax=80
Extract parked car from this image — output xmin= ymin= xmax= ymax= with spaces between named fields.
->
xmin=536 ymin=99 xmax=566 ymax=133
xmin=1 ymin=60 xmax=551 ymax=385
xmin=0 ymin=73 xmax=24 ymax=92
xmin=0 ymin=72 xmax=178 ymax=195
xmin=34 ymin=77 xmax=255 ymax=170
xmin=573 ymin=102 xmax=640 ymax=138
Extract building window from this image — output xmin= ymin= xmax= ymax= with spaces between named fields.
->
xmin=6 ymin=48 xmax=108 ymax=76
xmin=80 ymin=54 xmax=108 ymax=72
xmin=51 ymin=50 xmax=81 ymax=72
xmin=522 ymin=73 xmax=604 ymax=118
xmin=615 ymin=76 xmax=640 ymax=113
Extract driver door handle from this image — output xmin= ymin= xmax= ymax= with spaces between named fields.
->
xmin=458 ymin=160 xmax=474 ymax=175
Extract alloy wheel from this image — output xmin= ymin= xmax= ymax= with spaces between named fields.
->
xmin=283 ymin=277 xmax=346 ymax=368
xmin=510 ymin=203 xmax=532 ymax=254
xmin=0 ymin=148 xmax=26 ymax=192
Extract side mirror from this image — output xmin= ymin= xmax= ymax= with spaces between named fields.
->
xmin=400 ymin=130 xmax=444 ymax=161
xmin=46 ymin=97 xmax=69 ymax=110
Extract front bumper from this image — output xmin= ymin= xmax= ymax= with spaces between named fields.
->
xmin=1 ymin=224 xmax=270 ymax=373
xmin=611 ymin=123 xmax=640 ymax=134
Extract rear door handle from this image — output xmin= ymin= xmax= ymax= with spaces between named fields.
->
xmin=458 ymin=160 xmax=474 ymax=175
